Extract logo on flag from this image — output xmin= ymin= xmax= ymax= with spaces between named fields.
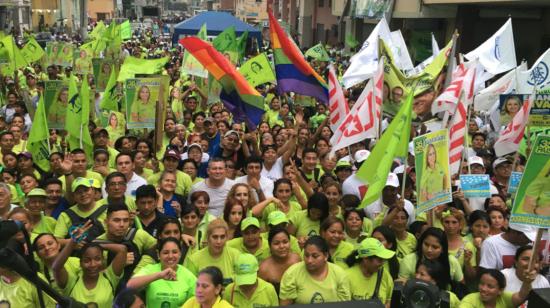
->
xmin=527 ymin=62 xmax=549 ymax=87
xmin=494 ymin=36 xmax=501 ymax=60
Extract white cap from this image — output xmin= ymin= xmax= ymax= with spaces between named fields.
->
xmin=354 ymin=149 xmax=370 ymax=163
xmin=509 ymin=223 xmax=538 ymax=242
xmin=468 ymin=156 xmax=484 ymax=167
xmin=393 ymin=164 xmax=405 ymax=174
xmin=385 ymin=173 xmax=400 ymax=187
xmin=493 ymin=157 xmax=512 ymax=169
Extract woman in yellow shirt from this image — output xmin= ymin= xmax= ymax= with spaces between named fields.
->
xmin=320 ymin=216 xmax=354 ymax=269
xmin=420 ymin=144 xmax=449 ymax=203
xmin=182 ymin=266 xmax=233 ymax=308
xmin=371 ymin=226 xmax=400 ymax=279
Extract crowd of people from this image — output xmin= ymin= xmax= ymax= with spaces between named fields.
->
xmin=0 ymin=18 xmax=546 ymax=308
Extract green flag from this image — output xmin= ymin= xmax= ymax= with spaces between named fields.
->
xmin=90 ymin=21 xmax=106 ymax=39
xmin=27 ymin=94 xmax=50 ymax=171
xmin=120 ymin=20 xmax=132 ymax=40
xmin=345 ymin=34 xmax=359 ymax=49
xmin=65 ymin=76 xmax=93 ymax=160
xmin=100 ymin=65 xmax=119 ymax=111
xmin=0 ymin=35 xmax=27 ymax=74
xmin=305 ymin=43 xmax=330 ymax=61
xmin=236 ymin=31 xmax=248 ymax=61
xmin=118 ymin=56 xmax=169 ymax=81
xmin=238 ymin=53 xmax=275 ymax=87
xmin=182 ymin=24 xmax=208 ymax=78
xmin=20 ymin=36 xmax=45 ymax=63
xmin=213 ymin=26 xmax=238 ymax=63
xmin=357 ymin=92 xmax=414 ymax=208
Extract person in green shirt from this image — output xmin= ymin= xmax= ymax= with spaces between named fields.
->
xmin=387 ymin=207 xmax=417 ymax=260
xmin=459 ymin=269 xmax=534 ymax=308
xmin=130 ymin=85 xmax=156 ymax=125
xmin=0 ymin=266 xmax=57 ymax=308
xmin=521 ymin=159 xmax=550 ymax=215
xmin=25 ymin=188 xmax=56 ymax=236
xmin=52 ymin=221 xmax=127 ymax=308
xmin=371 ymin=226 xmax=401 ymax=280
xmin=279 ymin=235 xmax=351 ymax=305
xmin=415 ymin=259 xmax=460 ymax=308
xmin=223 ymin=253 xmax=279 ymax=307
xmin=184 ymin=218 xmax=241 ymax=285
xmin=320 ymin=216 xmax=354 ymax=269
xmin=127 ymin=237 xmax=197 ymax=307
xmin=419 ymin=144 xmax=449 ymax=203
xmin=227 ymin=217 xmax=271 ymax=263
xmin=344 ymin=237 xmax=395 ymax=305
xmin=48 ymin=86 xmax=68 ymax=128
xmin=288 ymin=192 xmax=330 ymax=247
xmin=182 ymin=266 xmax=233 ymax=308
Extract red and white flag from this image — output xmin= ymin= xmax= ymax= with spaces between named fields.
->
xmin=447 ymin=64 xmax=477 ymax=175
xmin=432 ymin=62 xmax=477 ymax=115
xmin=330 ymin=59 xmax=383 ymax=155
xmin=328 ymin=65 xmax=350 ymax=132
xmin=494 ymin=95 xmax=533 ymax=157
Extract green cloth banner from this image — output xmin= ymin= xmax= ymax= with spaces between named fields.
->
xmin=305 ymin=43 xmax=330 ymax=61
xmin=238 ymin=53 xmax=276 ymax=87
xmin=118 ymin=56 xmax=168 ymax=81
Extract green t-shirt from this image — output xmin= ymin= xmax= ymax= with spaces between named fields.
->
xmin=36 ymin=257 xmax=80 ymax=293
xmin=448 ymin=238 xmax=477 ymax=269
xmin=279 ymin=261 xmax=351 ymax=304
xmin=525 ymin=168 xmax=550 ymax=209
xmin=62 ymin=264 xmax=121 ymax=308
xmin=147 ymin=170 xmax=192 ymax=196
xmin=96 ymin=196 xmax=137 ymax=212
xmin=421 ymin=164 xmax=446 ymax=198
xmin=182 ymin=296 xmax=233 ymax=308
xmin=53 ymin=203 xmax=108 ymax=239
xmin=261 ymin=201 xmax=302 ymax=226
xmin=184 ymin=246 xmax=241 ymax=285
xmin=32 ymin=214 xmax=57 ymax=235
xmin=134 ymin=263 xmax=196 ymax=307
xmin=331 ymin=241 xmax=355 ymax=269
xmin=96 ymin=228 xmax=157 ymax=255
xmin=398 ymin=253 xmax=464 ymax=283
xmin=130 ymin=98 xmax=156 ymax=124
xmin=227 ymin=237 xmax=271 ymax=263
xmin=459 ymin=291 xmax=514 ymax=308
xmin=223 ymin=278 xmax=279 ymax=308
xmin=289 ymin=209 xmax=321 ymax=238
xmin=0 ymin=273 xmax=57 ymax=308
xmin=345 ymin=265 xmax=393 ymax=303
xmin=396 ymin=232 xmax=417 ymax=260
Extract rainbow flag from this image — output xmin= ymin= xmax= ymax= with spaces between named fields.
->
xmin=268 ymin=10 xmax=328 ymax=104
xmin=179 ymin=37 xmax=264 ymax=128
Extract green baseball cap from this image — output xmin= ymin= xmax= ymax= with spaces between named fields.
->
xmin=357 ymin=238 xmax=395 ymax=259
xmin=268 ymin=211 xmax=289 ymax=226
xmin=240 ymin=217 xmax=260 ymax=231
xmin=71 ymin=177 xmax=94 ymax=192
xmin=234 ymin=253 xmax=258 ymax=286
xmin=91 ymin=178 xmax=102 ymax=189
xmin=335 ymin=160 xmax=352 ymax=170
xmin=27 ymin=188 xmax=47 ymax=198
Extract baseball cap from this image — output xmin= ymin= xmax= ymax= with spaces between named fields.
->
xmin=17 ymin=152 xmax=32 ymax=160
xmin=93 ymin=128 xmax=109 ymax=137
xmin=71 ymin=177 xmax=93 ymax=192
xmin=268 ymin=211 xmax=289 ymax=226
xmin=187 ymin=143 xmax=202 ymax=153
xmin=335 ymin=160 xmax=352 ymax=171
xmin=493 ymin=157 xmax=512 ymax=169
xmin=91 ymin=178 xmax=102 ymax=189
xmin=163 ymin=149 xmax=180 ymax=161
xmin=385 ymin=173 xmax=399 ymax=188
xmin=354 ymin=149 xmax=370 ymax=163
xmin=509 ymin=223 xmax=538 ymax=242
xmin=241 ymin=217 xmax=260 ymax=231
xmin=27 ymin=188 xmax=47 ymax=197
xmin=225 ymin=130 xmax=240 ymax=139
xmin=234 ymin=253 xmax=259 ymax=286
xmin=476 ymin=148 xmax=494 ymax=158
xmin=393 ymin=165 xmax=405 ymax=174
xmin=356 ymin=238 xmax=396 ymax=259
xmin=468 ymin=156 xmax=484 ymax=167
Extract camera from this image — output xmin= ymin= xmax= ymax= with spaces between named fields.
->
xmin=391 ymin=279 xmax=451 ymax=308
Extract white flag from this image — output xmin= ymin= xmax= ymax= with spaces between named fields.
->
xmin=343 ymin=18 xmax=391 ymax=89
xmin=474 ymin=62 xmax=527 ymax=111
xmin=432 ymin=62 xmax=477 ymax=115
xmin=328 ymin=65 xmax=349 ymax=132
xmin=390 ymin=30 xmax=414 ymax=71
xmin=517 ymin=48 xmax=550 ymax=93
xmin=331 ymin=59 xmax=384 ymax=154
xmin=465 ymin=18 xmax=516 ymax=75
xmin=494 ymin=95 xmax=532 ymax=157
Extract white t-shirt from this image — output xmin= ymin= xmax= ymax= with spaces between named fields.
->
xmin=189 ymin=179 xmax=235 ymax=217
xmin=126 ymin=172 xmax=147 ymax=197
xmin=364 ymin=198 xmax=416 ymax=227
xmin=342 ymin=174 xmax=368 ymax=199
xmin=480 ymin=234 xmax=522 ymax=270
xmin=501 ymin=267 xmax=550 ymax=292
xmin=234 ymin=175 xmax=274 ymax=200
xmin=261 ymin=157 xmax=284 ymax=182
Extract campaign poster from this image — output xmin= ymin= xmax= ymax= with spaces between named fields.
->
xmin=529 ymin=93 xmax=550 ymax=127
xmin=355 ymin=0 xmax=394 ymax=20
xmin=508 ymin=171 xmax=523 ymax=196
xmin=92 ymin=58 xmax=115 ymax=92
xmin=45 ymin=41 xmax=61 ymax=66
xmin=499 ymin=94 xmax=527 ymax=127
xmin=459 ymin=174 xmax=491 ymax=199
xmin=74 ymin=49 xmax=93 ymax=75
xmin=44 ymin=80 xmax=69 ymax=129
xmin=125 ymin=78 xmax=161 ymax=129
xmin=510 ymin=135 xmax=550 ymax=227
xmin=414 ymin=129 xmax=452 ymax=213
xmin=58 ymin=43 xmax=75 ymax=67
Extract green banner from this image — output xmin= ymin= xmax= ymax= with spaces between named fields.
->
xmin=125 ymin=77 xmax=161 ymax=129
xmin=305 ymin=43 xmax=330 ymax=61
xmin=510 ymin=135 xmax=550 ymax=226
xmin=21 ymin=37 xmax=45 ymax=63
xmin=44 ymin=80 xmax=68 ymax=129
xmin=238 ymin=53 xmax=275 ymax=87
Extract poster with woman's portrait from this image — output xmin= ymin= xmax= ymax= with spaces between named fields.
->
xmin=499 ymin=94 xmax=525 ymax=128
xmin=92 ymin=58 xmax=116 ymax=92
xmin=125 ymin=78 xmax=161 ymax=129
xmin=74 ymin=49 xmax=92 ymax=75
xmin=44 ymin=80 xmax=69 ymax=129
xmin=414 ymin=129 xmax=452 ymax=213
xmin=510 ymin=135 xmax=550 ymax=227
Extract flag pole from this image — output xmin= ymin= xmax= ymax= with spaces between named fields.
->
xmin=463 ymin=99 xmax=472 ymax=175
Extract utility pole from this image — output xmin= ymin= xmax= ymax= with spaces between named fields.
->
xmin=80 ymin=0 xmax=87 ymax=39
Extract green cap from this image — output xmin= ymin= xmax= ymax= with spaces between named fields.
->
xmin=335 ymin=160 xmax=352 ymax=170
xmin=357 ymin=238 xmax=395 ymax=259
xmin=240 ymin=217 xmax=260 ymax=231
xmin=234 ymin=253 xmax=258 ymax=286
xmin=71 ymin=177 xmax=94 ymax=192
xmin=91 ymin=178 xmax=102 ymax=189
xmin=268 ymin=210 xmax=289 ymax=226
xmin=27 ymin=188 xmax=47 ymax=197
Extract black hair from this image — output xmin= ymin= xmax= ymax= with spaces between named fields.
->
xmin=262 ymin=144 xmax=277 ymax=154
xmin=79 ymin=242 xmax=103 ymax=259
xmin=302 ymin=147 xmax=318 ymax=158
xmin=387 ymin=206 xmax=409 ymax=219
xmin=93 ymin=148 xmax=110 ymax=159
xmin=343 ymin=207 xmax=365 ymax=221
xmin=105 ymin=171 xmax=127 ymax=185
xmin=157 ymin=237 xmax=182 ymax=252
xmin=115 ymin=151 xmax=135 ymax=163
xmin=307 ymin=192 xmax=330 ymax=222
xmin=408 ymin=221 xmax=427 ymax=238
xmin=181 ymin=158 xmax=199 ymax=170
xmin=372 ymin=225 xmax=400 ymax=279
xmin=304 ymin=235 xmax=329 ymax=255
xmin=70 ymin=148 xmax=86 ymax=156
xmin=468 ymin=210 xmax=491 ymax=228
xmin=198 ymin=266 xmax=224 ymax=288
xmin=416 ymin=259 xmax=448 ymax=290
xmin=135 ymin=184 xmax=158 ymax=200
xmin=273 ymin=178 xmax=292 ymax=196
xmin=480 ymin=268 xmax=506 ymax=289
xmin=268 ymin=226 xmax=290 ymax=245
xmin=107 ymin=203 xmax=129 ymax=216
xmin=32 ymin=232 xmax=57 ymax=252
xmin=192 ymin=111 xmax=206 ymax=122
xmin=245 ymin=156 xmax=263 ymax=169
xmin=181 ymin=204 xmax=200 ymax=218
xmin=113 ymin=288 xmax=143 ymax=308
xmin=157 ymin=217 xmax=182 ymax=239
xmin=416 ymin=227 xmax=451 ymax=289
xmin=340 ymin=194 xmax=361 ymax=209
